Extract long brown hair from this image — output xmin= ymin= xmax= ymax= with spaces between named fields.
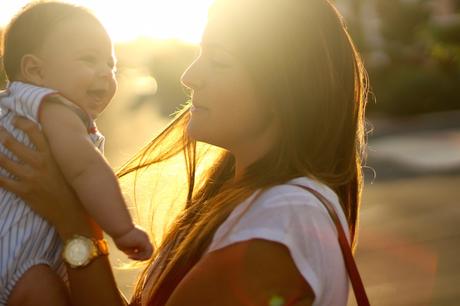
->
xmin=119 ymin=0 xmax=368 ymax=304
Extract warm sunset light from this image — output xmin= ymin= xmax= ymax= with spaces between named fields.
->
xmin=0 ymin=0 xmax=459 ymax=303
xmin=1 ymin=0 xmax=214 ymax=43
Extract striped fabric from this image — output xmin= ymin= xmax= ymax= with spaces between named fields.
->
xmin=0 ymin=82 xmax=105 ymax=304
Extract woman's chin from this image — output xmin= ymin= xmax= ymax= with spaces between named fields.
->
xmin=186 ymin=123 xmax=216 ymax=146
xmin=187 ymin=122 xmax=204 ymax=142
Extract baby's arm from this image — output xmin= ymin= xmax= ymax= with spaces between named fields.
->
xmin=39 ymin=98 xmax=139 ymax=240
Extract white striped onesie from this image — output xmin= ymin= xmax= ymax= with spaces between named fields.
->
xmin=0 ymin=81 xmax=105 ymax=304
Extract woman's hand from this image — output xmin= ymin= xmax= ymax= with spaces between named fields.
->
xmin=0 ymin=116 xmax=100 ymax=239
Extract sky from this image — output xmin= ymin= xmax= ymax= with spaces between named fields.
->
xmin=0 ymin=0 xmax=214 ymax=43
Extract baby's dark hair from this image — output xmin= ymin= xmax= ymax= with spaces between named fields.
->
xmin=0 ymin=1 xmax=102 ymax=81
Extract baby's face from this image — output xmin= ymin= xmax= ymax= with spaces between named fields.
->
xmin=37 ymin=18 xmax=117 ymax=119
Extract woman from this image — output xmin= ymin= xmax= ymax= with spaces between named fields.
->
xmin=0 ymin=0 xmax=368 ymax=305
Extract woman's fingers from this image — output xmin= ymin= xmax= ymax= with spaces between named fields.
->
xmin=0 ymin=127 xmax=41 ymax=168
xmin=0 ymin=152 xmax=30 ymax=180
xmin=13 ymin=116 xmax=50 ymax=153
xmin=0 ymin=152 xmax=35 ymax=202
xmin=0 ymin=175 xmax=27 ymax=200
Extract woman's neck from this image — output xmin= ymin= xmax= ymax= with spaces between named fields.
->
xmin=232 ymin=122 xmax=279 ymax=181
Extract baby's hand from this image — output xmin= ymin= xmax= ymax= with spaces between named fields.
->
xmin=113 ymin=225 xmax=154 ymax=261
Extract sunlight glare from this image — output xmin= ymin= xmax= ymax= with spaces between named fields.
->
xmin=0 ymin=0 xmax=215 ymax=44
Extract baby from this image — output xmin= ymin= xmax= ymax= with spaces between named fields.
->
xmin=0 ymin=2 xmax=153 ymax=304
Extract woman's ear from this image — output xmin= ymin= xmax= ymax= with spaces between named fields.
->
xmin=20 ymin=54 xmax=46 ymax=85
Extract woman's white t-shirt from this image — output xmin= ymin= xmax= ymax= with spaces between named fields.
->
xmin=205 ymin=177 xmax=350 ymax=306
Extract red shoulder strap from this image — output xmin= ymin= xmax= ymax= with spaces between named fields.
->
xmin=289 ymin=184 xmax=370 ymax=306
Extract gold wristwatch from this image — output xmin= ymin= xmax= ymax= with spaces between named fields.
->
xmin=62 ymin=235 xmax=109 ymax=268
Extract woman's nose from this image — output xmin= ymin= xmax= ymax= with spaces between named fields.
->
xmin=181 ymin=60 xmax=204 ymax=90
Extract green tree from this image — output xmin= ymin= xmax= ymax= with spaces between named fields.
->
xmin=367 ymin=0 xmax=460 ymax=116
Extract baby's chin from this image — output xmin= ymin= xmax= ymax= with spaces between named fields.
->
xmin=88 ymin=109 xmax=104 ymax=120
xmin=64 ymin=98 xmax=105 ymax=121
xmin=82 ymin=105 xmax=104 ymax=121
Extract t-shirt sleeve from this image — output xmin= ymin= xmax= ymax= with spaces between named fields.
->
xmin=0 ymin=82 xmax=58 ymax=124
xmin=1 ymin=82 xmax=93 ymax=131
xmin=206 ymin=186 xmax=349 ymax=302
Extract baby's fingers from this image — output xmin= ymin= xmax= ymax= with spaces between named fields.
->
xmin=127 ymin=244 xmax=154 ymax=261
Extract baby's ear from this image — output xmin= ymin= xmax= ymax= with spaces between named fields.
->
xmin=20 ymin=54 xmax=46 ymax=85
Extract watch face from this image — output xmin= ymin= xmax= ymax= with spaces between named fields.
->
xmin=64 ymin=239 xmax=92 ymax=266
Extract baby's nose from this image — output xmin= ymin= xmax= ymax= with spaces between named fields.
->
xmin=98 ymin=64 xmax=115 ymax=78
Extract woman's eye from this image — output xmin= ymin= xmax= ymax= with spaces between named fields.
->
xmin=209 ymin=58 xmax=231 ymax=68
xmin=207 ymin=53 xmax=233 ymax=68
xmin=200 ymin=47 xmax=233 ymax=68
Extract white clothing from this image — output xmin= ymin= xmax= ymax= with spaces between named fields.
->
xmin=0 ymin=82 xmax=104 ymax=304
xmin=205 ymin=177 xmax=350 ymax=306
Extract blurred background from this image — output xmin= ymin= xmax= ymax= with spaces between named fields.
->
xmin=1 ymin=0 xmax=459 ymax=305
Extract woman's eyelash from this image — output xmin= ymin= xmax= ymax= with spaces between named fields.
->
xmin=209 ymin=59 xmax=231 ymax=68
xmin=205 ymin=53 xmax=231 ymax=68
xmin=200 ymin=48 xmax=232 ymax=68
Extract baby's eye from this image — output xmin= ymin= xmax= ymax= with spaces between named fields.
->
xmin=79 ymin=55 xmax=97 ymax=64
xmin=107 ymin=60 xmax=116 ymax=69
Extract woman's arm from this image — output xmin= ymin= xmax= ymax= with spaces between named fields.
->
xmin=165 ymin=239 xmax=315 ymax=306
xmin=0 ymin=117 xmax=128 ymax=306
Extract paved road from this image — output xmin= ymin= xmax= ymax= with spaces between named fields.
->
xmin=366 ymin=111 xmax=460 ymax=181
xmin=351 ymin=111 xmax=460 ymax=305
xmin=349 ymin=175 xmax=460 ymax=306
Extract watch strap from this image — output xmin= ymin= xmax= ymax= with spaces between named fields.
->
xmin=63 ymin=235 xmax=109 ymax=268
xmin=93 ymin=237 xmax=109 ymax=256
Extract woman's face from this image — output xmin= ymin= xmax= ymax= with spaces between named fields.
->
xmin=181 ymin=21 xmax=276 ymax=153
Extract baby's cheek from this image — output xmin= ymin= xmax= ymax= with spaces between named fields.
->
xmin=109 ymin=80 xmax=118 ymax=99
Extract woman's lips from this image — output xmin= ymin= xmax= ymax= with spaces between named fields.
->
xmin=191 ymin=103 xmax=209 ymax=112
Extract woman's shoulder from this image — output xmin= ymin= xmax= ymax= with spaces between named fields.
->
xmin=249 ymin=176 xmax=350 ymax=242
xmin=206 ymin=177 xmax=350 ymax=305
xmin=254 ymin=177 xmax=340 ymax=211
xmin=208 ymin=176 xmax=347 ymax=246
